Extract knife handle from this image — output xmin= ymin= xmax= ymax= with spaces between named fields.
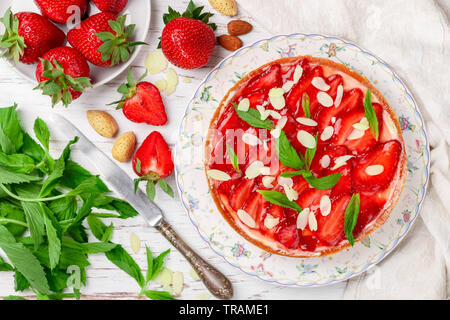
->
xmin=156 ymin=219 xmax=233 ymax=300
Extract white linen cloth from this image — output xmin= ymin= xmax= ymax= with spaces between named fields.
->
xmin=236 ymin=0 xmax=450 ymax=299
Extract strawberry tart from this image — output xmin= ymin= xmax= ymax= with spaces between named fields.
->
xmin=205 ymin=56 xmax=407 ymax=257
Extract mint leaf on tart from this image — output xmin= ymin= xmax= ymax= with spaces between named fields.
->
xmin=363 ymin=90 xmax=379 ymax=141
xmin=232 ymin=102 xmax=274 ymax=130
xmin=303 ymin=172 xmax=342 ymax=190
xmin=302 ymin=93 xmax=311 ymax=118
xmin=226 ymin=143 xmax=240 ymax=172
xmin=257 ymin=190 xmax=303 ymax=213
xmin=344 ymin=193 xmax=361 ymax=246
xmin=276 ymin=131 xmax=305 ymax=170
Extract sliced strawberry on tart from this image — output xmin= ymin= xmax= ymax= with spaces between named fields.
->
xmin=206 ymin=56 xmax=406 ymax=257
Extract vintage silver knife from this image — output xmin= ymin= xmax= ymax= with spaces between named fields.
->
xmin=46 ymin=114 xmax=233 ymax=300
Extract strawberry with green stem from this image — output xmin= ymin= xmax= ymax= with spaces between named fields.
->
xmin=35 ymin=46 xmax=92 ymax=107
xmin=133 ymin=131 xmax=174 ymax=201
xmin=67 ymin=12 xmax=147 ymax=67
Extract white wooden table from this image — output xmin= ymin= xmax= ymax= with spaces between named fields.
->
xmin=0 ymin=0 xmax=346 ymax=300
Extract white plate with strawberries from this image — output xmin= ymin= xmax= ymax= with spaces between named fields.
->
xmin=175 ymin=34 xmax=430 ymax=286
xmin=0 ymin=0 xmax=150 ymax=89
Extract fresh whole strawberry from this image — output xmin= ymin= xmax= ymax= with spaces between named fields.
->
xmin=112 ymin=70 xmax=168 ymax=125
xmin=132 ymin=132 xmax=174 ymax=200
xmin=0 ymin=8 xmax=65 ymax=65
xmin=67 ymin=12 xmax=147 ymax=67
xmin=92 ymin=0 xmax=128 ymax=14
xmin=160 ymin=1 xmax=217 ymax=69
xmin=34 ymin=0 xmax=87 ymax=24
xmin=35 ymin=46 xmax=92 ymax=107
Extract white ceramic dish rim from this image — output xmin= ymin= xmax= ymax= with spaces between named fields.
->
xmin=175 ymin=33 xmax=430 ymax=287
xmin=1 ymin=0 xmax=151 ymax=88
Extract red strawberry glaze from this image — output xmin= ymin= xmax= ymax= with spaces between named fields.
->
xmin=206 ymin=56 xmax=407 ymax=257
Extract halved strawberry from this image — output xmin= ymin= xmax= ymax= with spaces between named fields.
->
xmin=317 ymin=194 xmax=350 ymax=246
xmin=241 ymin=64 xmax=282 ymax=96
xmin=353 ymin=187 xmax=390 ymax=236
xmin=297 ymin=188 xmax=330 ymax=211
xmin=352 ymin=140 xmax=402 ymax=191
xmin=230 ymin=179 xmax=255 ymax=210
xmin=285 ymin=66 xmax=323 ymax=116
xmin=132 ymin=131 xmax=174 ymax=179
xmin=275 ymin=224 xmax=300 ymax=249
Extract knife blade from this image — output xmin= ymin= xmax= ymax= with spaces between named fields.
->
xmin=45 ymin=114 xmax=233 ymax=299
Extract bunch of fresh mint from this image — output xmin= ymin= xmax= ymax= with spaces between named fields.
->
xmin=0 ymin=104 xmax=173 ymax=300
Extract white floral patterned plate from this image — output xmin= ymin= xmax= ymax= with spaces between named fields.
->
xmin=174 ymin=34 xmax=430 ymax=287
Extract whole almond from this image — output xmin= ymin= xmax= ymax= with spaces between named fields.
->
xmin=112 ymin=132 xmax=136 ymax=162
xmin=228 ymin=20 xmax=253 ymax=36
xmin=208 ymin=0 xmax=237 ymax=17
xmin=86 ymin=110 xmax=118 ymax=138
xmin=218 ymin=35 xmax=242 ymax=51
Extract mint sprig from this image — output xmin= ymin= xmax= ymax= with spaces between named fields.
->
xmin=257 ymin=190 xmax=302 ymax=213
xmin=280 ymin=170 xmax=342 ymax=190
xmin=363 ymin=90 xmax=379 ymax=141
xmin=344 ymin=193 xmax=360 ymax=246
xmin=226 ymin=143 xmax=239 ymax=172
xmin=232 ymin=102 xmax=274 ymax=130
xmin=276 ymin=131 xmax=304 ymax=170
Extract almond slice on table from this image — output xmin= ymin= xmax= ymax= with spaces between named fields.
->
xmin=189 ymin=268 xmax=200 ymax=281
xmin=297 ymin=130 xmax=316 ymax=149
xmin=317 ymin=91 xmax=334 ymax=107
xmin=228 ymin=20 xmax=253 ymax=36
xmin=86 ymin=110 xmax=118 ymax=138
xmin=218 ymin=34 xmax=242 ymax=51
xmin=130 ymin=233 xmax=140 ymax=254
xmin=237 ymin=209 xmax=256 ymax=228
xmin=297 ymin=208 xmax=310 ymax=230
xmin=311 ymin=77 xmax=330 ymax=91
xmin=207 ymin=169 xmax=232 ymax=181
xmin=145 ymin=49 xmax=168 ymax=74
xmin=154 ymin=79 xmax=167 ymax=91
xmin=172 ymin=271 xmax=184 ymax=297
xmin=164 ymin=68 xmax=179 ymax=95
xmin=154 ymin=267 xmax=173 ymax=286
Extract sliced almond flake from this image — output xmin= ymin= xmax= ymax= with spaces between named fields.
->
xmin=237 ymin=209 xmax=256 ymax=228
xmin=269 ymin=110 xmax=282 ymax=119
xmin=293 ymin=65 xmax=303 ymax=83
xmin=334 ymin=85 xmax=343 ymax=107
xmin=282 ymin=80 xmax=294 ymax=92
xmin=189 ymin=268 xmax=200 ymax=281
xmin=297 ymin=130 xmax=316 ymax=149
xmin=320 ymin=126 xmax=334 ymax=141
xmin=296 ymin=117 xmax=318 ymax=126
xmin=164 ymin=68 xmax=179 ymax=95
xmin=207 ymin=169 xmax=231 ymax=181
xmin=276 ymin=116 xmax=288 ymax=129
xmin=365 ymin=164 xmax=384 ymax=176
xmin=278 ymin=176 xmax=293 ymax=187
xmin=172 ymin=271 xmax=184 ymax=297
xmin=296 ymin=208 xmax=309 ymax=230
xmin=320 ymin=195 xmax=331 ymax=216
xmin=154 ymin=267 xmax=173 ymax=286
xmin=308 ymin=211 xmax=318 ymax=231
xmin=332 ymin=155 xmax=354 ymax=170
xmin=245 ymin=161 xmax=264 ymax=179
xmin=311 ymin=77 xmax=330 ymax=91
xmin=237 ymin=98 xmax=250 ymax=111
xmin=130 ymin=233 xmax=140 ymax=254
xmin=331 ymin=117 xmax=336 ymax=124
xmin=242 ymin=132 xmax=261 ymax=146
xmin=320 ymin=155 xmax=331 ymax=168
xmin=270 ymin=128 xmax=281 ymax=138
xmin=154 ymin=79 xmax=167 ymax=91
xmin=145 ymin=49 xmax=168 ymax=74
xmin=347 ymin=128 xmax=365 ymax=140
xmin=283 ymin=184 xmax=298 ymax=201
xmin=317 ymin=91 xmax=334 ymax=107
xmin=256 ymin=105 xmax=270 ymax=120
xmin=269 ymin=88 xmax=286 ymax=110
xmin=352 ymin=117 xmax=369 ymax=131
xmin=264 ymin=214 xmax=280 ymax=229
xmin=262 ymin=176 xmax=275 ymax=188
